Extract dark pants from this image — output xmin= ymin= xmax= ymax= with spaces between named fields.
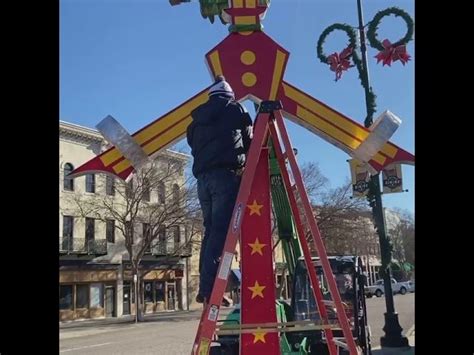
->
xmin=197 ymin=168 xmax=241 ymax=299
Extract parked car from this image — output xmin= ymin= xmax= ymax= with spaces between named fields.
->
xmin=407 ymin=280 xmax=415 ymax=293
xmin=365 ymin=278 xmax=409 ymax=297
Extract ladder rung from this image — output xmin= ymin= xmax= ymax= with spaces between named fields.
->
xmin=216 ymin=323 xmax=340 ymax=336
xmin=328 ymin=337 xmax=362 ymax=352
xmin=217 ymin=319 xmax=338 ymax=330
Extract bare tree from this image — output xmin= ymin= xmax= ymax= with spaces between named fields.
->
xmin=300 ymin=161 xmax=329 ymax=203
xmin=387 ymin=208 xmax=415 ymax=279
xmin=299 ymin=163 xmax=375 ymax=255
xmin=66 ymin=156 xmax=201 ymax=321
xmin=270 ymin=161 xmax=377 ymax=257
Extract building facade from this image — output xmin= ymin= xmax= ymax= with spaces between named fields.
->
xmin=59 ymin=121 xmax=197 ymax=321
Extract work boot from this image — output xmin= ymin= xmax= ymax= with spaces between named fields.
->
xmin=196 ymin=293 xmax=207 ymax=304
xmin=222 ymin=295 xmax=232 ymax=307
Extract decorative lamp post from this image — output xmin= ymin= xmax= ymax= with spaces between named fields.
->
xmin=317 ymin=3 xmax=414 ymax=348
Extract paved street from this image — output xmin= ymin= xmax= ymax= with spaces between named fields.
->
xmin=60 ymin=293 xmax=414 ymax=354
xmin=367 ymin=293 xmax=414 ymax=348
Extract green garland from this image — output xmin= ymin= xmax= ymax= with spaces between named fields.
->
xmin=198 ymin=0 xmax=271 ymax=25
xmin=229 ymin=24 xmax=264 ymax=33
xmin=198 ymin=0 xmax=229 ymax=24
xmin=316 ymin=23 xmax=356 ymax=64
xmin=317 ymin=23 xmax=377 ymax=126
xmin=367 ymin=7 xmax=414 ymax=51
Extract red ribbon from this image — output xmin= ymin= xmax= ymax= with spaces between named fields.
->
xmin=327 ymin=47 xmax=354 ymax=81
xmin=375 ymin=39 xmax=411 ymax=66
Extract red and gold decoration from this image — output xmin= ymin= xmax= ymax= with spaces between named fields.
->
xmin=67 ymin=2 xmax=415 ymax=354
xmin=240 ymin=149 xmax=280 ymax=354
xmin=71 ymin=2 xmax=414 ymax=185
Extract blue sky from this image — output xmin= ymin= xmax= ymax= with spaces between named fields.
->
xmin=60 ymin=0 xmax=414 ymax=213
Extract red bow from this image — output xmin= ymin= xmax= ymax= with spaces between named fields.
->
xmin=375 ymin=39 xmax=411 ymax=66
xmin=327 ymin=47 xmax=354 ymax=81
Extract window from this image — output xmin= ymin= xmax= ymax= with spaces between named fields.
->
xmin=173 ymin=225 xmax=180 ymax=244
xmin=158 ymin=182 xmax=165 ymax=204
xmin=76 ymin=284 xmax=89 ymax=309
xmin=143 ymin=223 xmax=151 ymax=252
xmin=172 ymin=184 xmax=180 ymax=203
xmin=106 ymin=219 xmax=115 ymax=243
xmin=59 ymin=285 xmax=73 ymax=310
xmin=106 ymin=175 xmax=115 ymax=196
xmin=86 ymin=174 xmax=95 ymax=193
xmin=90 ymin=283 xmax=104 ymax=308
xmin=143 ymin=178 xmax=150 ymax=202
xmin=144 ymin=282 xmax=154 ymax=303
xmin=155 ymin=282 xmax=165 ymax=302
xmin=85 ymin=218 xmax=95 ymax=241
xmin=159 ymin=225 xmax=166 ymax=242
xmin=126 ymin=179 xmax=133 ymax=199
xmin=62 ymin=216 xmax=74 ymax=250
xmin=125 ymin=221 xmax=134 ymax=244
xmin=63 ymin=163 xmax=74 ymax=191
xmin=63 ymin=216 xmax=74 ymax=238
xmin=158 ymin=225 xmax=166 ymax=253
xmin=184 ymin=225 xmax=189 ymax=243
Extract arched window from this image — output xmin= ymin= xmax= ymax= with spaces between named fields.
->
xmin=143 ymin=178 xmax=150 ymax=202
xmin=85 ymin=174 xmax=95 ymax=193
xmin=63 ymin=163 xmax=74 ymax=191
xmin=106 ymin=175 xmax=115 ymax=196
xmin=173 ymin=184 xmax=180 ymax=204
xmin=158 ymin=182 xmax=166 ymax=204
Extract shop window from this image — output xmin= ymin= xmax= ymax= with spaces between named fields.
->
xmin=155 ymin=281 xmax=165 ymax=302
xmin=144 ymin=282 xmax=154 ymax=302
xmin=90 ymin=283 xmax=104 ymax=308
xmin=76 ymin=284 xmax=89 ymax=309
xmin=59 ymin=285 xmax=73 ymax=310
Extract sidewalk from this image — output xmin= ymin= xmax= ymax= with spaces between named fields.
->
xmin=371 ymin=326 xmax=415 ymax=354
xmin=60 ymin=309 xmax=206 ymax=330
xmin=60 ymin=306 xmax=237 ymax=330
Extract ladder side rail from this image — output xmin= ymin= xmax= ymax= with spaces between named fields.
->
xmin=192 ymin=112 xmax=271 ymax=355
xmin=267 ymin=118 xmax=338 ymax=355
xmin=272 ymin=110 xmax=360 ymax=355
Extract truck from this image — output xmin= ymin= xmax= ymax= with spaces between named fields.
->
xmin=365 ymin=278 xmax=409 ymax=298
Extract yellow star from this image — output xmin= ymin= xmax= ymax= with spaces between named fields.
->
xmin=252 ymin=328 xmax=267 ymax=344
xmin=248 ymin=237 xmax=267 ymax=256
xmin=248 ymin=280 xmax=266 ymax=299
xmin=247 ymin=199 xmax=263 ymax=216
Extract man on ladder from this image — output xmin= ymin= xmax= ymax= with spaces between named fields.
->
xmin=187 ymin=75 xmax=253 ymax=306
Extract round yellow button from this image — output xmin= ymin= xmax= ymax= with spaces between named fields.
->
xmin=240 ymin=50 xmax=256 ymax=65
xmin=242 ymin=72 xmax=257 ymax=87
